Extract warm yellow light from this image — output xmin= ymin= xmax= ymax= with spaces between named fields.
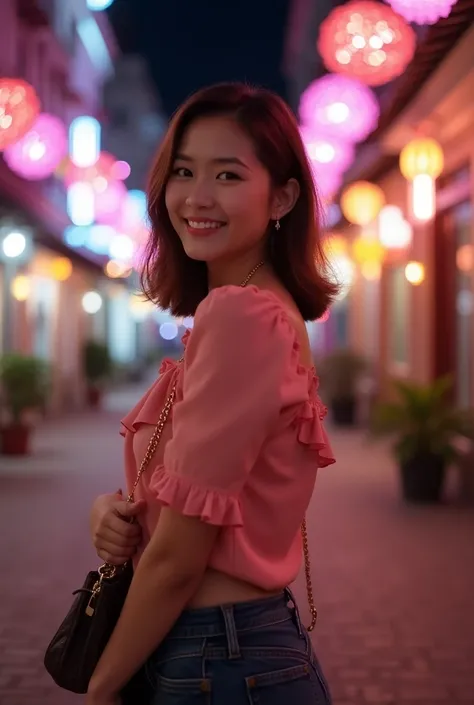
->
xmin=361 ymin=261 xmax=382 ymax=281
xmin=405 ymin=261 xmax=425 ymax=285
xmin=340 ymin=181 xmax=385 ymax=226
xmin=104 ymin=259 xmax=132 ymax=278
xmin=322 ymin=233 xmax=348 ymax=258
xmin=456 ymin=244 xmax=474 ymax=273
xmin=50 ymin=256 xmax=73 ymax=281
xmin=400 ymin=137 xmax=444 ymax=180
xmin=352 ymin=236 xmax=385 ymax=266
xmin=412 ymin=174 xmax=436 ymax=222
xmin=378 ymin=205 xmax=412 ymax=249
xmin=129 ymin=295 xmax=154 ymax=321
xmin=11 ymin=275 xmax=31 ymax=301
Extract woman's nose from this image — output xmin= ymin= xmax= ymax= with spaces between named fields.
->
xmin=184 ymin=182 xmax=215 ymax=209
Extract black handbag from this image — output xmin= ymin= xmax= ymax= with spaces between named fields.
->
xmin=44 ymin=378 xmax=179 ymax=694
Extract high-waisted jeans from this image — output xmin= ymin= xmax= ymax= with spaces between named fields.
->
xmin=130 ymin=588 xmax=332 ymax=704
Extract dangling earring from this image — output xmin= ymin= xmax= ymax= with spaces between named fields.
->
xmin=275 ymin=219 xmax=281 ymax=231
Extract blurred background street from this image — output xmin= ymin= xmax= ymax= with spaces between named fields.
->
xmin=1 ymin=0 xmax=474 ymax=703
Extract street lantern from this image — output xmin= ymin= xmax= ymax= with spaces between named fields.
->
xmin=0 ymin=78 xmax=40 ymax=151
xmin=341 ymin=181 xmax=385 ymax=226
xmin=400 ymin=138 xmax=444 ymax=222
xmin=317 ymin=1 xmax=416 ymax=86
xmin=399 ymin=138 xmax=444 ymax=181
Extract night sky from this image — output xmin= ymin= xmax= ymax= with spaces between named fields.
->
xmin=108 ymin=0 xmax=292 ymax=116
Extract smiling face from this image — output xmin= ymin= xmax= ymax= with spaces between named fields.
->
xmin=165 ymin=115 xmax=276 ymax=265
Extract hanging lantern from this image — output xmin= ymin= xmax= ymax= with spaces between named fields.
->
xmin=341 ymin=181 xmax=385 ymax=225
xmin=301 ymin=126 xmax=355 ymax=174
xmin=3 ymin=113 xmax=67 ymax=180
xmin=400 ymin=138 xmax=444 ymax=223
xmin=0 ymin=78 xmax=41 ymax=151
xmin=399 ymin=138 xmax=444 ymax=181
xmin=352 ymin=235 xmax=385 ymax=266
xmin=385 ymin=0 xmax=458 ymax=26
xmin=318 ymin=1 xmax=416 ymax=87
xmin=299 ymin=75 xmax=380 ymax=143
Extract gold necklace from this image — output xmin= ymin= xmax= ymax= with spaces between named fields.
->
xmin=240 ymin=260 xmax=265 ymax=287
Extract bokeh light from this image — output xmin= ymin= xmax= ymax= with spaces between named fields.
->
xmin=11 ymin=275 xmax=31 ymax=301
xmin=385 ymin=0 xmax=459 ymax=25
xmin=318 ymin=1 xmax=416 ymax=86
xmin=299 ymin=74 xmax=380 ymax=143
xmin=4 ymin=113 xmax=67 ymax=180
xmin=341 ymin=181 xmax=385 ymax=225
xmin=405 ymin=261 xmax=425 ymax=285
xmin=82 ymin=291 xmax=103 ymax=314
xmin=0 ymin=78 xmax=41 ymax=150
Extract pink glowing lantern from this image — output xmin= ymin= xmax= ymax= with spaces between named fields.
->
xmin=94 ymin=179 xmax=128 ymax=225
xmin=3 ymin=113 xmax=67 ymax=180
xmin=0 ymin=78 xmax=41 ymax=151
xmin=64 ymin=151 xmax=116 ymax=187
xmin=318 ymin=1 xmax=416 ymax=86
xmin=385 ymin=0 xmax=458 ymax=25
xmin=300 ymin=126 xmax=355 ymax=174
xmin=299 ymin=75 xmax=380 ymax=143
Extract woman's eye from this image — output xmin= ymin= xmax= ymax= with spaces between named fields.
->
xmin=172 ymin=167 xmax=191 ymax=177
xmin=217 ymin=171 xmax=241 ymax=181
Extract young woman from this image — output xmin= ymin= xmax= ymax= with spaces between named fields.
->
xmin=87 ymin=82 xmax=337 ymax=705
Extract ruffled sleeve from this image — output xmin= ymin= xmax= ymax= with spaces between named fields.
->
xmin=149 ymin=286 xmax=299 ymax=526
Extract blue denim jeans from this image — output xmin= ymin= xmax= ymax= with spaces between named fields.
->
xmin=141 ymin=589 xmax=332 ymax=704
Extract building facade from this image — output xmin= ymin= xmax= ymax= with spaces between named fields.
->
xmin=0 ymin=0 xmax=140 ymax=412
xmin=344 ymin=21 xmax=474 ymax=406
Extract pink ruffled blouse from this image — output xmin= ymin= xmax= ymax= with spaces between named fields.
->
xmin=121 ymin=286 xmax=335 ymax=590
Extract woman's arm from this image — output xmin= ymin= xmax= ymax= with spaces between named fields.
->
xmin=87 ymin=506 xmax=219 ymax=698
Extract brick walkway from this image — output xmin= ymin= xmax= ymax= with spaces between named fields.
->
xmin=0 ymin=388 xmax=473 ymax=705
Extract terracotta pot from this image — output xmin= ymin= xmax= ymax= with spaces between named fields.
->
xmin=0 ymin=424 xmax=31 ymax=456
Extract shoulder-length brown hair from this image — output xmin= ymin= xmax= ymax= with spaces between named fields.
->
xmin=141 ymin=82 xmax=338 ymax=321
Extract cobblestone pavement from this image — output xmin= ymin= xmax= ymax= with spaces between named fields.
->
xmin=1 ymin=387 xmax=473 ymax=705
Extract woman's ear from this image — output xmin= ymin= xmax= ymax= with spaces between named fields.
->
xmin=271 ymin=178 xmax=300 ymax=220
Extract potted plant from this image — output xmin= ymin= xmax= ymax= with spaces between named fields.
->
xmin=82 ymin=340 xmax=112 ymax=409
xmin=372 ymin=376 xmax=474 ymax=503
xmin=319 ymin=349 xmax=368 ymax=426
xmin=0 ymin=353 xmax=49 ymax=455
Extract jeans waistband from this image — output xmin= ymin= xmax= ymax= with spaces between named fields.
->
xmin=166 ymin=588 xmax=304 ymax=644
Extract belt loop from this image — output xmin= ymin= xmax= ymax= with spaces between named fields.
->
xmin=220 ymin=605 xmax=242 ymax=660
xmin=285 ymin=587 xmax=304 ymax=637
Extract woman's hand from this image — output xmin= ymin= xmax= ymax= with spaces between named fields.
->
xmin=89 ymin=490 xmax=146 ymax=566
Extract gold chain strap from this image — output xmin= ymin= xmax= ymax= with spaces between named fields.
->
xmin=301 ymin=518 xmax=317 ymax=631
xmin=126 ymin=374 xmax=180 ymax=504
